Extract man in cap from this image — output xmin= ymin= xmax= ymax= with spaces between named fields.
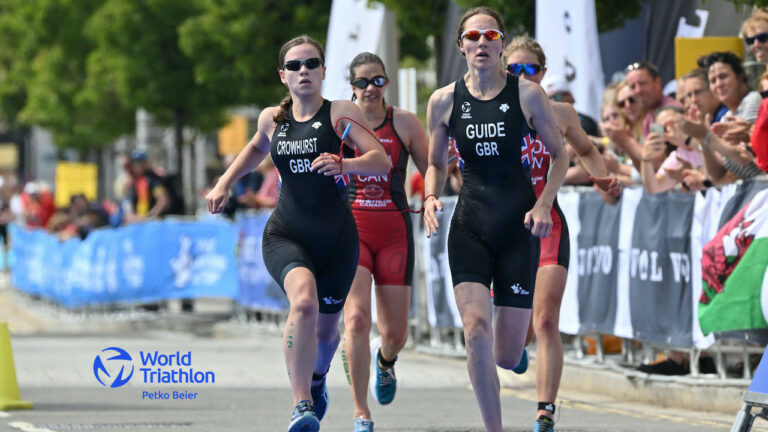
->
xmin=541 ymin=74 xmax=600 ymax=136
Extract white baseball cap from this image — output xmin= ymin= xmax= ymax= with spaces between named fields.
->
xmin=541 ymin=74 xmax=571 ymax=96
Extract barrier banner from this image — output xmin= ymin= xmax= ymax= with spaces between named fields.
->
xmin=629 ymin=191 xmax=695 ymax=346
xmin=423 ymin=197 xmax=461 ymax=328
xmin=9 ymin=220 xmax=238 ymax=307
xmin=237 ymin=212 xmax=288 ymax=311
xmin=557 ymin=191 xmax=581 ymax=335
xmin=717 ymin=181 xmax=768 ymax=227
xmin=576 ymin=191 xmax=621 ymax=335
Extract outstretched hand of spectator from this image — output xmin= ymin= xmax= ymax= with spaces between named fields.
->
xmin=664 ymin=157 xmax=693 ymax=183
xmin=682 ymin=168 xmax=707 ymax=191
xmin=675 ymin=106 xmax=709 ymax=140
xmin=600 ymin=121 xmax=631 ymax=145
xmin=713 ymin=116 xmax=751 ymax=146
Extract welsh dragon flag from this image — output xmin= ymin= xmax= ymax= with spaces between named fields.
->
xmin=699 ymin=189 xmax=768 ymax=334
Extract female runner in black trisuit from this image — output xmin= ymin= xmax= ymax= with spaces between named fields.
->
xmin=422 ymin=8 xmax=567 ymax=432
xmin=206 ymin=35 xmax=390 ymax=432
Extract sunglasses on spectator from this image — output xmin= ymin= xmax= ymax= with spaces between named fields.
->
xmin=618 ymin=96 xmax=636 ymax=108
xmin=351 ymin=76 xmax=388 ymax=89
xmin=745 ymin=32 xmax=768 ymax=46
xmin=624 ymin=61 xmax=660 ymax=78
xmin=460 ymin=29 xmax=504 ymax=41
xmin=282 ymin=57 xmax=323 ymax=71
xmin=506 ymin=63 xmax=542 ymax=76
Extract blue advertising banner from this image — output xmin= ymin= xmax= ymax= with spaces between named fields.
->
xmin=8 ymin=219 xmax=238 ymax=307
xmin=237 ymin=212 xmax=288 ymax=311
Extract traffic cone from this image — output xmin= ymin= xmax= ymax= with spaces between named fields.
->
xmin=0 ymin=322 xmax=32 ymax=409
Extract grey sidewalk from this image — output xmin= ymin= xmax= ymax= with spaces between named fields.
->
xmin=1 ymin=274 xmax=765 ymax=431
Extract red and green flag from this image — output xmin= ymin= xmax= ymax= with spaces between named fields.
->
xmin=699 ymin=189 xmax=768 ymax=334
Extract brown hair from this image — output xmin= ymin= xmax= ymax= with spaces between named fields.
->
xmin=682 ymin=67 xmax=708 ymax=83
xmin=349 ymin=52 xmax=388 ymax=81
xmin=503 ymin=35 xmax=546 ymax=66
xmin=740 ymin=8 xmax=768 ymax=36
xmin=456 ymin=7 xmax=506 ymax=50
xmin=273 ymin=35 xmax=325 ymax=123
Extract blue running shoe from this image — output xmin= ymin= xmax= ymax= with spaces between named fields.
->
xmin=288 ymin=400 xmax=319 ymax=432
xmin=353 ymin=416 xmax=374 ymax=432
xmin=533 ymin=414 xmax=554 ymax=432
xmin=310 ymin=376 xmax=328 ymax=421
xmin=513 ymin=347 xmax=529 ymax=374
xmin=369 ymin=337 xmax=397 ymax=405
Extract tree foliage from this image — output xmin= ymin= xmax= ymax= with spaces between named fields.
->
xmin=0 ymin=0 xmax=133 ymax=149
xmin=83 ymin=0 xmax=226 ymax=132
xmin=376 ymin=0 xmax=644 ymax=62
xmin=178 ymin=0 xmax=332 ymax=110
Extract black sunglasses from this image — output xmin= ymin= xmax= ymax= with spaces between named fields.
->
xmin=618 ymin=96 xmax=636 ymax=108
xmin=745 ymin=32 xmax=768 ymax=46
xmin=351 ymin=76 xmax=388 ymax=89
xmin=506 ymin=63 xmax=542 ymax=76
xmin=282 ymin=57 xmax=323 ymax=71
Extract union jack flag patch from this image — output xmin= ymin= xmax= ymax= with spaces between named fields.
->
xmin=520 ymin=134 xmax=535 ymax=168
xmin=334 ymin=173 xmax=351 ymax=189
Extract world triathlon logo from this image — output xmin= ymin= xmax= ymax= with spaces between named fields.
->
xmin=93 ymin=347 xmax=135 ymax=388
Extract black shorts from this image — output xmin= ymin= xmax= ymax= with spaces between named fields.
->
xmin=262 ymin=211 xmax=359 ymax=314
xmin=448 ymin=221 xmax=540 ymax=309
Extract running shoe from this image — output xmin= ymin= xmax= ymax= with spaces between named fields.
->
xmin=353 ymin=416 xmax=374 ymax=432
xmin=310 ymin=375 xmax=328 ymax=421
xmin=512 ymin=347 xmax=528 ymax=374
xmin=288 ymin=400 xmax=319 ymax=432
xmin=369 ymin=337 xmax=397 ymax=405
xmin=533 ymin=414 xmax=554 ymax=432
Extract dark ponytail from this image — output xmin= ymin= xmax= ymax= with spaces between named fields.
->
xmin=274 ymin=93 xmax=294 ymax=123
xmin=273 ymin=35 xmax=325 ymax=123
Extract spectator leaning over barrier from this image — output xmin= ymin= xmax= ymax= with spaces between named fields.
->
xmin=614 ymin=81 xmax=645 ymax=141
xmin=641 ymin=106 xmax=704 ymax=194
xmin=541 ymin=74 xmax=600 ymax=136
xmin=601 ymin=78 xmax=658 ymax=171
xmin=626 ymin=61 xmax=682 ymax=138
xmin=682 ymin=68 xmax=729 ymax=124
xmin=741 ymin=8 xmax=768 ymax=64
xmin=677 ymin=104 xmax=763 ymax=185
xmin=597 ymin=102 xmax=635 ymax=186
xmin=699 ymin=51 xmax=762 ymax=123
xmin=680 ymin=51 xmax=765 ymax=182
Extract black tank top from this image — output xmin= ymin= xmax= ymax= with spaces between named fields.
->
xmin=270 ymin=100 xmax=350 ymax=227
xmin=448 ymin=74 xmax=536 ymax=239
